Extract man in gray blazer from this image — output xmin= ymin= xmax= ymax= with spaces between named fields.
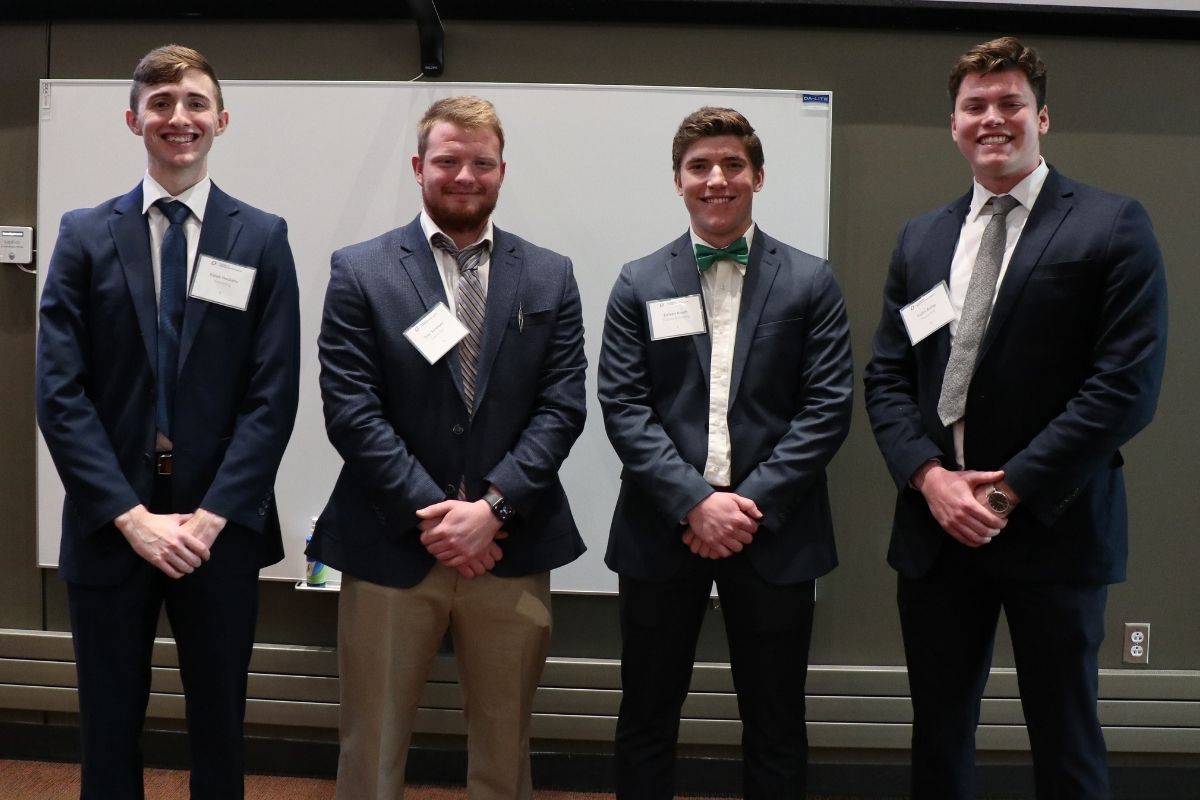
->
xmin=597 ymin=107 xmax=854 ymax=800
xmin=309 ymin=96 xmax=587 ymax=799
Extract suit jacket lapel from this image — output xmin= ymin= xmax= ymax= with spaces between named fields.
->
xmin=179 ymin=183 xmax=243 ymax=373
xmin=729 ymin=229 xmax=780 ymax=403
xmin=666 ymin=232 xmax=711 ymax=386
xmin=110 ymin=184 xmax=158 ymax=374
xmin=923 ymin=192 xmax=972 ymax=375
xmin=980 ymin=170 xmax=1072 ymax=358
xmin=395 ymin=218 xmax=466 ymax=404
xmin=472 ymin=228 xmax=522 ymax=413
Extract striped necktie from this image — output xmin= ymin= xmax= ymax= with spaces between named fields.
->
xmin=432 ymin=233 xmax=489 ymax=414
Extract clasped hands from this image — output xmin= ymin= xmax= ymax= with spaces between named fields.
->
xmin=912 ymin=462 xmax=1017 ymax=548
xmin=681 ymin=491 xmax=762 ymax=559
xmin=417 ymin=495 xmax=507 ymax=578
xmin=115 ymin=505 xmax=227 ymax=578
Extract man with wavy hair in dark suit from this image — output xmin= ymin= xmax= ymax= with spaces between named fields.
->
xmin=598 ymin=106 xmax=854 ymax=800
xmin=865 ymin=37 xmax=1167 ymax=799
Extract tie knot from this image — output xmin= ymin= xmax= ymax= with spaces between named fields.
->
xmin=432 ymin=233 xmax=489 ymax=273
xmin=156 ymin=199 xmax=191 ymax=225
xmin=985 ymin=194 xmax=1020 ymax=217
xmin=694 ymin=237 xmax=749 ymax=272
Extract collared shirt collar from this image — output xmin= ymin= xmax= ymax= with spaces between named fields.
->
xmin=141 ymin=173 xmax=211 ymax=223
xmin=419 ymin=210 xmax=494 ymax=254
xmin=968 ymin=158 xmax=1049 ymax=221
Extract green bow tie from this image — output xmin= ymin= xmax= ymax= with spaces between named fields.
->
xmin=694 ymin=237 xmax=749 ymax=271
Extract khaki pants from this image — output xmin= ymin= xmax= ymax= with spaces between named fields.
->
xmin=334 ymin=566 xmax=552 ymax=800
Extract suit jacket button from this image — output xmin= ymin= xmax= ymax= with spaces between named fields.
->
xmin=452 ymin=423 xmax=465 ymax=435
xmin=444 ymin=483 xmax=457 ymax=496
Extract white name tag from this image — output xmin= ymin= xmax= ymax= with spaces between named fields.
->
xmin=647 ymin=294 xmax=706 ymax=341
xmin=189 ymin=255 xmax=257 ymax=311
xmin=899 ymin=281 xmax=955 ymax=345
xmin=404 ymin=302 xmax=469 ymax=365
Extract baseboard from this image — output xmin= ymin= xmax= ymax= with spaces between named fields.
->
xmin=2 ymin=720 xmax=1197 ymax=799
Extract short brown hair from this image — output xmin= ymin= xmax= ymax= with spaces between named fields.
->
xmin=416 ymin=96 xmax=505 ymax=158
xmin=949 ymin=36 xmax=1047 ymax=110
xmin=130 ymin=44 xmax=223 ymax=112
xmin=671 ymin=107 xmax=764 ymax=176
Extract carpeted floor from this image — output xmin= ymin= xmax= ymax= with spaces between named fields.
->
xmin=0 ymin=758 xmax=748 ymax=800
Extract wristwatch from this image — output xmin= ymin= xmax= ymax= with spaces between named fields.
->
xmin=483 ymin=489 xmax=516 ymax=523
xmin=985 ymin=484 xmax=1014 ymax=517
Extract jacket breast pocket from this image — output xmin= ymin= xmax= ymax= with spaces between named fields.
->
xmin=508 ymin=307 xmax=554 ymax=330
xmin=753 ymin=316 xmax=805 ymax=340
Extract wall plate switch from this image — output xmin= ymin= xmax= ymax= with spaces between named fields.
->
xmin=0 ymin=226 xmax=34 ymax=265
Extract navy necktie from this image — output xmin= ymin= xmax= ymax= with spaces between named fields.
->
xmin=156 ymin=199 xmax=190 ymax=439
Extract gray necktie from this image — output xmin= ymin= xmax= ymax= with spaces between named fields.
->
xmin=937 ymin=194 xmax=1021 ymax=427
xmin=431 ymin=233 xmax=489 ymax=414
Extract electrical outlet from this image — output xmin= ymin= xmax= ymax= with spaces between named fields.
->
xmin=1123 ymin=622 xmax=1150 ymax=665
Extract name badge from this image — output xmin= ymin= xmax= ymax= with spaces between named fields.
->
xmin=189 ymin=255 xmax=257 ymax=311
xmin=404 ymin=302 xmax=469 ymax=365
xmin=647 ymin=294 xmax=706 ymax=341
xmin=899 ymin=281 xmax=954 ymax=345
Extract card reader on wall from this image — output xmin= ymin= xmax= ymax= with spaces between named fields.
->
xmin=1 ymin=226 xmax=34 ymax=265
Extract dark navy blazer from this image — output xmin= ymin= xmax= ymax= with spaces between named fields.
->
xmin=597 ymin=228 xmax=854 ymax=586
xmin=36 ymin=183 xmax=301 ymax=585
xmin=309 ymin=217 xmax=587 ymax=588
xmin=864 ymin=168 xmax=1168 ymax=584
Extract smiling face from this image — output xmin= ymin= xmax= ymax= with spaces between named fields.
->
xmin=674 ymin=134 xmax=764 ymax=248
xmin=413 ymin=121 xmax=505 ymax=249
xmin=125 ymin=67 xmax=228 ymax=196
xmin=951 ymin=68 xmax=1049 ymax=194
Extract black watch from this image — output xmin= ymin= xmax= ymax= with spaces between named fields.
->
xmin=985 ymin=484 xmax=1014 ymax=517
xmin=483 ymin=489 xmax=515 ymax=523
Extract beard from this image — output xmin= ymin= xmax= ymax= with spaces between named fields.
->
xmin=423 ymin=188 xmax=499 ymax=238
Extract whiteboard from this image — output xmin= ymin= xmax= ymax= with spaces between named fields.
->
xmin=36 ymin=80 xmax=833 ymax=593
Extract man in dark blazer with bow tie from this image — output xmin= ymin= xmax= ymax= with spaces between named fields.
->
xmin=309 ymin=95 xmax=586 ymax=799
xmin=36 ymin=45 xmax=300 ymax=799
xmin=864 ymin=37 xmax=1167 ymax=799
xmin=597 ymin=107 xmax=854 ymax=800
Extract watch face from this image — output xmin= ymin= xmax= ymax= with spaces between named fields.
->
xmin=491 ymin=498 xmax=515 ymax=522
xmin=987 ymin=489 xmax=1012 ymax=514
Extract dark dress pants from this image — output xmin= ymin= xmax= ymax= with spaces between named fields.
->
xmin=898 ymin=548 xmax=1109 ymax=800
xmin=66 ymin=473 xmax=260 ymax=800
xmin=615 ymin=553 xmax=816 ymax=800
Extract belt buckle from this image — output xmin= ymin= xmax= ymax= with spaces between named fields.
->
xmin=156 ymin=452 xmax=174 ymax=477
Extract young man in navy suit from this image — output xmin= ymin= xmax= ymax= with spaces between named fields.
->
xmin=597 ymin=107 xmax=854 ymax=799
xmin=36 ymin=45 xmax=300 ymax=799
xmin=309 ymin=96 xmax=587 ymax=799
xmin=864 ymin=37 xmax=1167 ymax=799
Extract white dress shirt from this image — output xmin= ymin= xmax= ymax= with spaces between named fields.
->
xmin=693 ymin=224 xmax=755 ymax=487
